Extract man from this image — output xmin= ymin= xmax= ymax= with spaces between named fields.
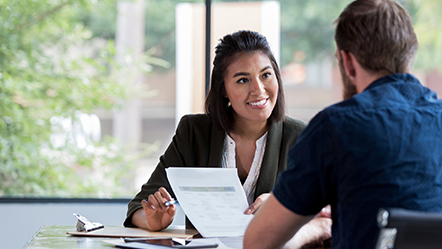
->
xmin=244 ymin=0 xmax=442 ymax=248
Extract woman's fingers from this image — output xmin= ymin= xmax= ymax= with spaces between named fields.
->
xmin=146 ymin=188 xmax=175 ymax=213
xmin=141 ymin=199 xmax=153 ymax=209
xmin=244 ymin=193 xmax=270 ymax=214
xmin=159 ymin=187 xmax=173 ymax=200
xmin=245 ymin=202 xmax=259 ymax=215
xmin=166 ymin=202 xmax=177 ymax=217
xmin=153 ymin=191 xmax=166 ymax=211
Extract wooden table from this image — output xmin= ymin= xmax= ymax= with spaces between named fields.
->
xmin=25 ymin=225 xmax=331 ymax=249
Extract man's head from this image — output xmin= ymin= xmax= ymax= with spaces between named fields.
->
xmin=335 ymin=0 xmax=418 ymax=76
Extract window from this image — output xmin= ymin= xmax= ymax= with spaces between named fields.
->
xmin=1 ymin=0 xmax=440 ymax=199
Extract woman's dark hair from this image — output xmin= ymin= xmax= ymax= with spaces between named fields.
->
xmin=204 ymin=30 xmax=285 ymax=132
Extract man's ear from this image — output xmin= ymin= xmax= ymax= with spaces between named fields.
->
xmin=340 ymin=50 xmax=357 ymax=80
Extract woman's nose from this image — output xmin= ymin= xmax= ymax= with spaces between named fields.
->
xmin=250 ymin=78 xmax=265 ymax=95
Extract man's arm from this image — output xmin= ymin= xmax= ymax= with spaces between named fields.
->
xmin=243 ymin=193 xmax=312 ymax=249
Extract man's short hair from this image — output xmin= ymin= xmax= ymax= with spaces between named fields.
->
xmin=334 ymin=0 xmax=418 ymax=74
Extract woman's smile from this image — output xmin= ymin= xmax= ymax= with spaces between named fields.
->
xmin=224 ymin=51 xmax=278 ymax=126
xmin=247 ymin=98 xmax=269 ymax=108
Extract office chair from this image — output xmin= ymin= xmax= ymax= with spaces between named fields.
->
xmin=375 ymin=208 xmax=442 ymax=249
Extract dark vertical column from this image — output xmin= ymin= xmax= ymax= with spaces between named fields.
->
xmin=205 ymin=0 xmax=212 ymax=96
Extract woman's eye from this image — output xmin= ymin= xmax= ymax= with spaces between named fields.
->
xmin=262 ymin=72 xmax=271 ymax=79
xmin=236 ymin=78 xmax=249 ymax=84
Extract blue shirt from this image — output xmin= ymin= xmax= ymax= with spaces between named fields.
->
xmin=273 ymin=74 xmax=442 ymax=249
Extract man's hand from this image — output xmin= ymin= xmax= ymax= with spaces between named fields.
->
xmin=284 ymin=205 xmax=332 ymax=249
xmin=285 ymin=216 xmax=332 ymax=249
xmin=244 ymin=194 xmax=312 ymax=249
xmin=316 ymin=205 xmax=331 ymax=219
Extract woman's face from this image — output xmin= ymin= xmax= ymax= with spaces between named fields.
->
xmin=224 ymin=51 xmax=279 ymax=126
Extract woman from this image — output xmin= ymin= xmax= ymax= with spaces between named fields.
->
xmin=124 ymin=30 xmax=307 ymax=231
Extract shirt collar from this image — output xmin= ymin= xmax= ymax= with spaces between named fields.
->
xmin=364 ymin=73 xmax=420 ymax=92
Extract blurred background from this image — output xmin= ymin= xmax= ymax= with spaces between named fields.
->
xmin=1 ymin=0 xmax=441 ymax=199
xmin=1 ymin=0 xmax=442 ymax=247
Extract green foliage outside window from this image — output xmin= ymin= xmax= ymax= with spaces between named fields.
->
xmin=0 ymin=0 xmax=164 ymax=197
xmin=413 ymin=0 xmax=442 ymax=70
xmin=1 ymin=0 xmax=440 ymax=198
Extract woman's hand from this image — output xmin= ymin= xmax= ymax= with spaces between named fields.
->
xmin=244 ymin=193 xmax=270 ymax=214
xmin=132 ymin=187 xmax=177 ymax=231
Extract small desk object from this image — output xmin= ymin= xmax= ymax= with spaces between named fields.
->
xmin=73 ymin=213 xmax=104 ymax=232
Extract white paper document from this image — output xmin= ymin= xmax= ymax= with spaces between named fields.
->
xmin=166 ymin=167 xmax=253 ymax=238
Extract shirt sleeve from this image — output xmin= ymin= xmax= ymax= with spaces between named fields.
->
xmin=273 ymin=111 xmax=335 ymax=216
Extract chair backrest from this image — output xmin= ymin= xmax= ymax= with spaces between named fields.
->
xmin=375 ymin=208 xmax=442 ymax=249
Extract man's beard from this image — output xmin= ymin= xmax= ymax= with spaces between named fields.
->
xmin=339 ymin=59 xmax=358 ymax=100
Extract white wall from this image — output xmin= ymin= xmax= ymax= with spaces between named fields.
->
xmin=0 ymin=202 xmax=185 ymax=249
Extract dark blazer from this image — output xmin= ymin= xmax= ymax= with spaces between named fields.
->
xmin=124 ymin=114 xmax=307 ymax=227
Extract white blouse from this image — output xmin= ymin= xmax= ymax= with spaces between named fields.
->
xmin=222 ymin=132 xmax=268 ymax=205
